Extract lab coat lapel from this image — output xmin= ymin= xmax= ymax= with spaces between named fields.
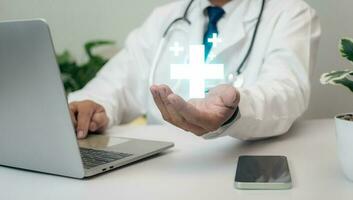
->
xmin=188 ymin=7 xmax=204 ymax=46
xmin=211 ymin=0 xmax=260 ymax=57
xmin=212 ymin=18 xmax=245 ymax=56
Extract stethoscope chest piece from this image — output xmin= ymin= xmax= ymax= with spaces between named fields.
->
xmin=228 ymin=73 xmax=244 ymax=88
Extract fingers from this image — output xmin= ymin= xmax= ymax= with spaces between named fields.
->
xmin=159 ymin=85 xmax=208 ymax=135
xmin=168 ymin=94 xmax=222 ymax=131
xmin=151 ymin=84 xmax=239 ymax=135
xmin=69 ymin=101 xmax=108 ymax=139
xmin=208 ymin=84 xmax=240 ymax=109
xmin=69 ymin=103 xmax=78 ymax=127
xmin=77 ymin=109 xmax=94 ymax=139
xmin=150 ymin=85 xmax=171 ymax=121
xmin=89 ymin=112 xmax=109 ymax=132
xmin=150 ymin=85 xmax=208 ymax=136
xmin=158 ymin=85 xmax=183 ymax=123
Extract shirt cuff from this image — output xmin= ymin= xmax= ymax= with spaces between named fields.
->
xmin=202 ymin=107 xmax=241 ymax=139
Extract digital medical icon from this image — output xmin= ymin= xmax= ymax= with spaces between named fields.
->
xmin=170 ymin=45 xmax=224 ymax=98
xmin=208 ymin=33 xmax=222 ymax=48
xmin=169 ymin=42 xmax=184 ymax=56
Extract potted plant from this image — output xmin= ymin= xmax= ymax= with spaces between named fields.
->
xmin=320 ymin=38 xmax=353 ymax=181
xmin=57 ymin=40 xmax=114 ymax=93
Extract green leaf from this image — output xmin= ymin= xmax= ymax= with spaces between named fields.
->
xmin=340 ymin=38 xmax=353 ymax=63
xmin=56 ymin=50 xmax=73 ymax=65
xmin=84 ymin=40 xmax=115 ymax=59
xmin=57 ymin=40 xmax=115 ymax=94
xmin=334 ymin=77 xmax=353 ymax=93
xmin=320 ymin=70 xmax=353 ymax=92
xmin=320 ymin=70 xmax=353 ymax=84
xmin=61 ymin=73 xmax=80 ymax=92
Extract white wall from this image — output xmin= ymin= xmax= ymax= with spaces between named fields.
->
xmin=0 ymin=0 xmax=169 ymax=61
xmin=304 ymin=0 xmax=353 ymax=119
xmin=1 ymin=0 xmax=352 ymax=119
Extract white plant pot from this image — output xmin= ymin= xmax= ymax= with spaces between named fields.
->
xmin=335 ymin=113 xmax=353 ymax=181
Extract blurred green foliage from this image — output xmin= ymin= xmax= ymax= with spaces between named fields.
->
xmin=57 ymin=40 xmax=115 ymax=93
xmin=321 ymin=38 xmax=353 ymax=93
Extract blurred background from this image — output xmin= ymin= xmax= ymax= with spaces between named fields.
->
xmin=0 ymin=0 xmax=352 ymax=120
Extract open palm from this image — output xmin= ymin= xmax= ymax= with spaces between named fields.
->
xmin=150 ymin=84 xmax=240 ymax=136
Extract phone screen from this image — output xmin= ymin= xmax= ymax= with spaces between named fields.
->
xmin=235 ymin=156 xmax=292 ymax=189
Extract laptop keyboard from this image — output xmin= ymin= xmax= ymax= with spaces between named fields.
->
xmin=80 ymin=148 xmax=132 ymax=169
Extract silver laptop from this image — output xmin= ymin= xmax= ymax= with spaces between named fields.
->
xmin=0 ymin=19 xmax=174 ymax=178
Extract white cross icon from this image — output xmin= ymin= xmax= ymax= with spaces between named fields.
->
xmin=170 ymin=45 xmax=224 ymax=98
xmin=169 ymin=42 xmax=184 ymax=56
xmin=208 ymin=33 xmax=222 ymax=47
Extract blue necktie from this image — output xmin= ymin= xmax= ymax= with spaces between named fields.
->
xmin=203 ymin=6 xmax=225 ymax=59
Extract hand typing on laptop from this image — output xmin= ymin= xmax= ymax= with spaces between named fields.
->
xmin=69 ymin=100 xmax=109 ymax=139
xmin=0 ymin=20 xmax=174 ymax=178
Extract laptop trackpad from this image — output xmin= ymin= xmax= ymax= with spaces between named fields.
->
xmin=78 ymin=135 xmax=129 ymax=149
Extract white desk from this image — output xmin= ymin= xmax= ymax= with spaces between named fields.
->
xmin=0 ymin=119 xmax=352 ymax=200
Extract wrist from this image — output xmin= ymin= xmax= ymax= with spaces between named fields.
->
xmin=222 ymin=106 xmax=239 ymax=127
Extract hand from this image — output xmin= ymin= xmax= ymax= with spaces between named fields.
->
xmin=69 ymin=100 xmax=109 ymax=139
xmin=150 ymin=84 xmax=240 ymax=136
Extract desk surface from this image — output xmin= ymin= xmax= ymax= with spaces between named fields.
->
xmin=0 ymin=119 xmax=352 ymax=200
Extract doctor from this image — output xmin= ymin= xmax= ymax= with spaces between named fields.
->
xmin=68 ymin=0 xmax=321 ymax=140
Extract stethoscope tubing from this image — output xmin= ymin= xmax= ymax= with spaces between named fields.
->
xmin=149 ymin=0 xmax=265 ymax=87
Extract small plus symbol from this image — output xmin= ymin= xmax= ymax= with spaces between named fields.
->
xmin=170 ymin=45 xmax=224 ymax=98
xmin=169 ymin=42 xmax=184 ymax=56
xmin=208 ymin=52 xmax=216 ymax=61
xmin=208 ymin=33 xmax=222 ymax=48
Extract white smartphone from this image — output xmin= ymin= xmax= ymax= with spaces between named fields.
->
xmin=234 ymin=155 xmax=292 ymax=190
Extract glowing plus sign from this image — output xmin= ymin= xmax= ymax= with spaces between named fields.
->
xmin=169 ymin=42 xmax=184 ymax=56
xmin=208 ymin=52 xmax=216 ymax=61
xmin=170 ymin=45 xmax=224 ymax=98
xmin=208 ymin=33 xmax=222 ymax=47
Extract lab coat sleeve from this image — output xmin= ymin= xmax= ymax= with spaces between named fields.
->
xmin=68 ymin=10 xmax=161 ymax=127
xmin=204 ymin=4 xmax=321 ymax=140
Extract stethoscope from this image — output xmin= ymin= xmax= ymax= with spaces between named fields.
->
xmin=148 ymin=0 xmax=266 ymax=89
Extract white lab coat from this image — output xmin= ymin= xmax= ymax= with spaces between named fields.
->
xmin=68 ymin=0 xmax=321 ymax=140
